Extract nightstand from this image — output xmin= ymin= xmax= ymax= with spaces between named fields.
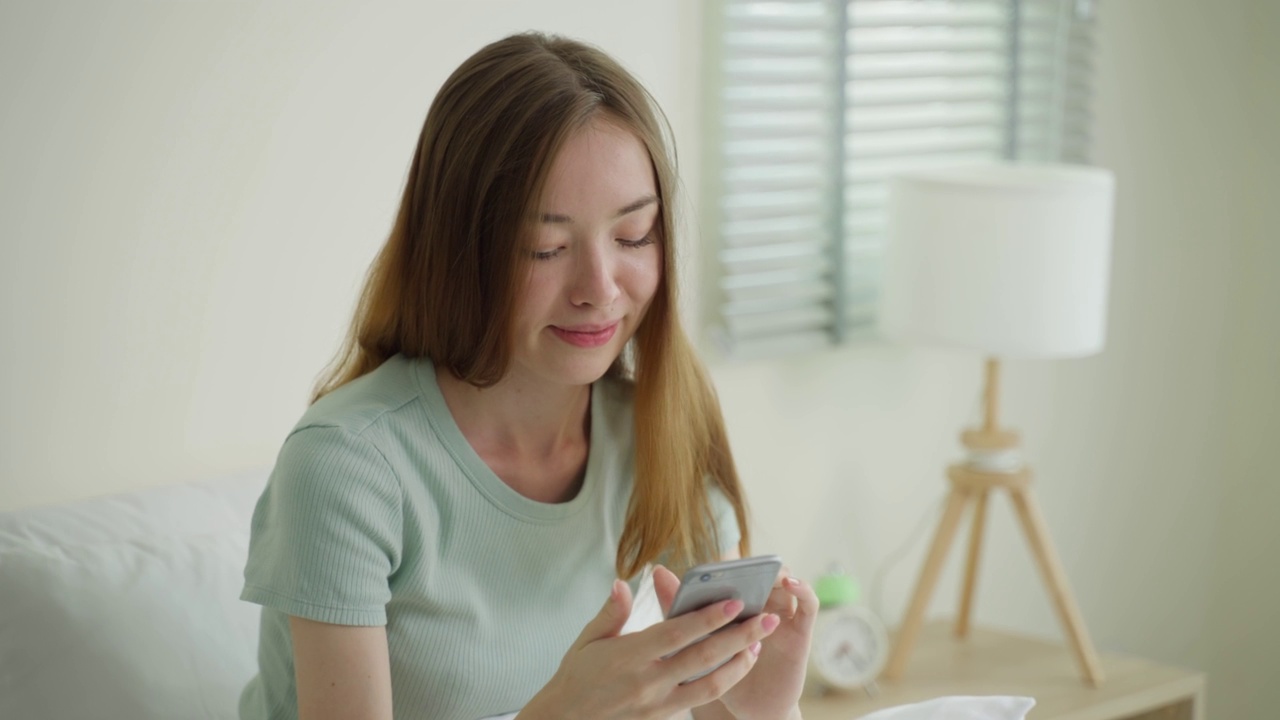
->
xmin=800 ymin=621 xmax=1205 ymax=720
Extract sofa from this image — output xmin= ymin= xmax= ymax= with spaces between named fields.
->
xmin=0 ymin=471 xmax=1032 ymax=720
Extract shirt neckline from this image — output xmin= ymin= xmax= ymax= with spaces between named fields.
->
xmin=411 ymin=357 xmax=603 ymax=524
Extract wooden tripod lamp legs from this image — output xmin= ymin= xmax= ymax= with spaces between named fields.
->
xmin=881 ymin=474 xmax=1105 ymax=687
xmin=956 ymin=488 xmax=990 ymax=639
xmin=1007 ymin=486 xmax=1105 ymax=684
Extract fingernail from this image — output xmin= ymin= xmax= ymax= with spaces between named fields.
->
xmin=750 ymin=641 xmax=762 ymax=657
xmin=785 ymin=577 xmax=801 ymax=588
xmin=761 ymin=613 xmax=780 ymax=632
xmin=724 ymin=599 xmax=745 ymax=617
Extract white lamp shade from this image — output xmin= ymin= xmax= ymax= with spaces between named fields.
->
xmin=879 ymin=163 xmax=1116 ymax=358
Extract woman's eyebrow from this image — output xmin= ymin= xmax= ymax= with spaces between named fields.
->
xmin=540 ymin=194 xmax=659 ymax=224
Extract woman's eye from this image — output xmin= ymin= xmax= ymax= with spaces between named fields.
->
xmin=617 ymin=234 xmax=655 ymax=249
xmin=532 ymin=247 xmax=563 ymax=260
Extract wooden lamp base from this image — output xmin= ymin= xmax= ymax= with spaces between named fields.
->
xmin=880 ymin=359 xmax=1105 ymax=687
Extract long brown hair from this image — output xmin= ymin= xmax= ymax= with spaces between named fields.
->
xmin=314 ymin=32 xmax=748 ymax=577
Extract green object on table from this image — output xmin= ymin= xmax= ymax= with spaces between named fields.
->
xmin=814 ymin=572 xmax=861 ymax=609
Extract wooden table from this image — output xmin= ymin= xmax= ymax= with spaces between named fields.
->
xmin=800 ymin=621 xmax=1205 ymax=720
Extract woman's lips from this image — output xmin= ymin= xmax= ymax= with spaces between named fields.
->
xmin=551 ymin=322 xmax=619 ymax=348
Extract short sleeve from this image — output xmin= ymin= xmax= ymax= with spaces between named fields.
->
xmin=240 ymin=425 xmax=403 ymax=626
xmin=707 ymin=484 xmax=743 ymax=558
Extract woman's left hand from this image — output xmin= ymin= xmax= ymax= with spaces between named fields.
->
xmin=653 ymin=564 xmax=819 ymax=720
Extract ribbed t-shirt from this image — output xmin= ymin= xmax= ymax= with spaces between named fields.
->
xmin=238 ymin=354 xmax=741 ymax=720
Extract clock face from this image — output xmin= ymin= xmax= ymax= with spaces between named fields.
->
xmin=811 ymin=609 xmax=888 ymax=689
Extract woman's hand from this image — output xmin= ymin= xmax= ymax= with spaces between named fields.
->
xmin=519 ymin=579 xmax=779 ymax=720
xmin=653 ymin=564 xmax=819 ymax=720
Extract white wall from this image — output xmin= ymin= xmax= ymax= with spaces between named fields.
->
xmin=2 ymin=0 xmax=1276 ymax=712
xmin=0 ymin=1 xmax=701 ymax=509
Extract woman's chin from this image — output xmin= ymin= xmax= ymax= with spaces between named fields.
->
xmin=533 ymin=347 xmax=623 ymax=387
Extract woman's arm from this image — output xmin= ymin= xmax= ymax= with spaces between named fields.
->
xmin=290 ymin=616 xmax=394 ymax=720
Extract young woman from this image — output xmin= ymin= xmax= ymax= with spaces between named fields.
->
xmin=238 ymin=32 xmax=818 ymax=720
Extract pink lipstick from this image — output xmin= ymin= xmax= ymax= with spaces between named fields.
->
xmin=551 ymin=322 xmax=619 ymax=348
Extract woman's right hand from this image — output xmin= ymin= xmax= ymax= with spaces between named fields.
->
xmin=518 ymin=579 xmax=779 ymax=720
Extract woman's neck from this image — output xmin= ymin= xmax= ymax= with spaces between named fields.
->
xmin=436 ymin=368 xmax=592 ymax=471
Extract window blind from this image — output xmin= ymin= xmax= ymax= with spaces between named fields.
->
xmin=705 ymin=0 xmax=1099 ymax=359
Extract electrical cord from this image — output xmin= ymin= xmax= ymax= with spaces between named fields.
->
xmin=868 ymin=492 xmax=947 ymax=622
xmin=866 ymin=383 xmax=986 ymax=621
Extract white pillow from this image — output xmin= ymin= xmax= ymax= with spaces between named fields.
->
xmin=0 ymin=472 xmax=268 ymax=720
xmin=858 ymin=695 xmax=1036 ymax=720
xmin=0 ymin=530 xmax=260 ymax=720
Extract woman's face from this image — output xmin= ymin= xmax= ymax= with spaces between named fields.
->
xmin=509 ymin=116 xmax=663 ymax=390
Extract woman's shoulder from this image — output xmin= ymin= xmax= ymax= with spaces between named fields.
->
xmin=293 ymin=354 xmax=426 ymax=439
xmin=265 ymin=357 xmax=428 ymax=500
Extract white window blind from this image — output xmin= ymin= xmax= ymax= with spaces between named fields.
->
xmin=705 ymin=0 xmax=1099 ymax=358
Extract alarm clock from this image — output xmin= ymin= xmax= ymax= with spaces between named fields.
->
xmin=805 ymin=569 xmax=890 ymax=694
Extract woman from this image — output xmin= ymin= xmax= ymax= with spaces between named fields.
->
xmin=239 ymin=32 xmax=818 ymax=720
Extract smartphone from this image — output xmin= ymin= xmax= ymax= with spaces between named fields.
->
xmin=667 ymin=554 xmax=783 ymax=621
xmin=664 ymin=554 xmax=783 ymax=683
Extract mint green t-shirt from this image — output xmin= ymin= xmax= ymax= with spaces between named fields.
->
xmin=238 ymin=355 xmax=740 ymax=720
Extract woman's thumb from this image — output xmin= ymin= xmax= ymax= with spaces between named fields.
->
xmin=571 ymin=579 xmax=633 ymax=650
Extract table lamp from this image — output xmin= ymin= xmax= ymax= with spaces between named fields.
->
xmin=876 ymin=163 xmax=1116 ymax=687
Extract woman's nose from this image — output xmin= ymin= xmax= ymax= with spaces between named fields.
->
xmin=569 ymin=244 xmax=622 ymax=308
